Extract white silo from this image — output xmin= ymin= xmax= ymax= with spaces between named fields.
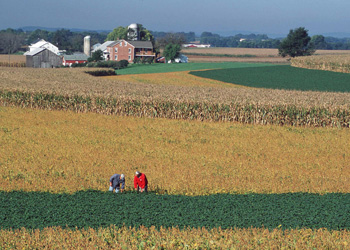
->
xmin=84 ymin=36 xmax=91 ymax=57
xmin=128 ymin=23 xmax=139 ymax=40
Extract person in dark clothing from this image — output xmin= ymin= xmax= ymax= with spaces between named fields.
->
xmin=109 ymin=174 xmax=125 ymax=193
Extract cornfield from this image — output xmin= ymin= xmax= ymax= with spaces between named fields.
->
xmin=1 ymin=90 xmax=349 ymax=128
xmin=0 ymin=55 xmax=26 ymax=67
xmin=291 ymin=55 xmax=350 ymax=73
xmin=0 ymin=62 xmax=26 ymax=67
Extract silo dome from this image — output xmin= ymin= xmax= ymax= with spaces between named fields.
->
xmin=128 ymin=23 xmax=138 ymax=29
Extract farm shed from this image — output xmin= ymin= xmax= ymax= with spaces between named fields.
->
xmin=62 ymin=53 xmax=88 ymax=66
xmin=26 ymin=48 xmax=62 ymax=68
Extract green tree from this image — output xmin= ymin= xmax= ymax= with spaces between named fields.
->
xmin=106 ymin=24 xmax=154 ymax=42
xmin=106 ymin=26 xmax=128 ymax=41
xmin=163 ymin=43 xmax=181 ymax=62
xmin=311 ymin=35 xmax=329 ymax=50
xmin=88 ymin=49 xmax=104 ymax=62
xmin=279 ymin=27 xmax=315 ymax=57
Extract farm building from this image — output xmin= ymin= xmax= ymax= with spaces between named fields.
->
xmin=26 ymin=48 xmax=62 ymax=68
xmin=92 ymin=41 xmax=115 ymax=60
xmin=183 ymin=43 xmax=211 ymax=48
xmin=107 ymin=40 xmax=156 ymax=63
xmin=62 ymin=53 xmax=88 ymax=66
xmin=24 ymin=39 xmax=60 ymax=55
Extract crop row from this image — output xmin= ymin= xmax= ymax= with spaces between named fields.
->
xmin=0 ymin=61 xmax=26 ymax=67
xmin=1 ymin=226 xmax=350 ymax=249
xmin=1 ymin=191 xmax=350 ymax=230
xmin=291 ymin=55 xmax=350 ymax=73
xmin=1 ymin=90 xmax=349 ymax=127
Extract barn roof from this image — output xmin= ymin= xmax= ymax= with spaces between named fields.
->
xmin=92 ymin=41 xmax=115 ymax=52
xmin=24 ymin=47 xmax=46 ymax=56
xmin=63 ymin=53 xmax=88 ymax=61
xmin=128 ymin=41 xmax=153 ymax=49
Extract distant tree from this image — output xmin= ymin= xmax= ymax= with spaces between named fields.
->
xmin=27 ymin=29 xmax=51 ymax=44
xmin=163 ymin=43 xmax=181 ymax=62
xmin=311 ymin=35 xmax=329 ymax=50
xmin=0 ymin=33 xmax=25 ymax=62
xmin=279 ymin=27 xmax=315 ymax=57
xmin=156 ymin=33 xmax=186 ymax=49
xmin=88 ymin=49 xmax=104 ymax=62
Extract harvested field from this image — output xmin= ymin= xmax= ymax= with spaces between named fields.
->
xmin=182 ymin=47 xmax=350 ymax=63
xmin=112 ymin=71 xmax=242 ymax=88
xmin=1 ymin=106 xmax=350 ymax=195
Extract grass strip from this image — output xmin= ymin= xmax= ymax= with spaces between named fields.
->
xmin=190 ymin=65 xmax=350 ymax=92
xmin=116 ymin=62 xmax=275 ymax=75
xmin=1 ymin=191 xmax=349 ymax=230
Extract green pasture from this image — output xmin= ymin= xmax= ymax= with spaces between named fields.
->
xmin=190 ymin=65 xmax=350 ymax=92
xmin=1 ymin=191 xmax=349 ymax=230
xmin=116 ymin=62 xmax=275 ymax=75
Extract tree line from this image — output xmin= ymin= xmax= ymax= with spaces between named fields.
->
xmin=1 ymin=26 xmax=350 ymax=55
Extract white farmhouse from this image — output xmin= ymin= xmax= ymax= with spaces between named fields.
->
xmin=92 ymin=41 xmax=115 ymax=60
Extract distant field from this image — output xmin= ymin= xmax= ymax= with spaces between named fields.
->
xmin=182 ymin=47 xmax=350 ymax=63
xmin=0 ymin=54 xmax=25 ymax=63
xmin=116 ymin=62 xmax=274 ymax=75
xmin=190 ymin=65 xmax=350 ymax=92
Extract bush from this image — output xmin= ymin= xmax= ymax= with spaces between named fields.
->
xmin=70 ymin=62 xmax=87 ymax=68
xmin=85 ymin=60 xmax=129 ymax=69
xmin=85 ymin=70 xmax=116 ymax=76
xmin=142 ymin=57 xmax=154 ymax=64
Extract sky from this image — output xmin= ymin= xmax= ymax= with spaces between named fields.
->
xmin=1 ymin=0 xmax=350 ymax=37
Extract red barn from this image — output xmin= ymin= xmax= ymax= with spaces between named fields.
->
xmin=62 ymin=53 xmax=88 ymax=66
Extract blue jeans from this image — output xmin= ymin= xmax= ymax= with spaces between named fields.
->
xmin=137 ymin=185 xmax=148 ymax=192
xmin=109 ymin=186 xmax=120 ymax=193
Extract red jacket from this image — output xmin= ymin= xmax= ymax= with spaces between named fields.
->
xmin=134 ymin=173 xmax=148 ymax=189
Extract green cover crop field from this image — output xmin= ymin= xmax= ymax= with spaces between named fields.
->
xmin=116 ymin=62 xmax=275 ymax=75
xmin=1 ymin=191 xmax=350 ymax=230
xmin=190 ymin=65 xmax=350 ymax=92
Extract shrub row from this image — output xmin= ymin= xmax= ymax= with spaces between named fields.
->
xmin=86 ymin=60 xmax=129 ymax=69
xmin=1 ymin=191 xmax=349 ymax=230
xmin=85 ymin=69 xmax=116 ymax=76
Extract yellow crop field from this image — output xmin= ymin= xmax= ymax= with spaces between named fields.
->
xmin=111 ymin=71 xmax=244 ymax=88
xmin=1 ymin=226 xmax=349 ymax=249
xmin=0 ymin=54 xmax=26 ymax=63
xmin=1 ymin=106 xmax=349 ymax=195
xmin=291 ymin=54 xmax=350 ymax=73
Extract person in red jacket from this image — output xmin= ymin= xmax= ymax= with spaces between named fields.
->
xmin=134 ymin=171 xmax=148 ymax=193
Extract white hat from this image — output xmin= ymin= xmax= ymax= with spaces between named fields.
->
xmin=120 ymin=174 xmax=125 ymax=180
xmin=135 ymin=171 xmax=140 ymax=175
